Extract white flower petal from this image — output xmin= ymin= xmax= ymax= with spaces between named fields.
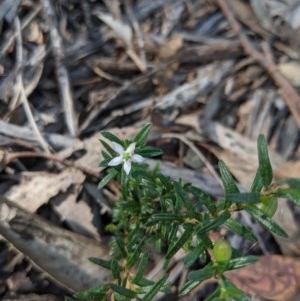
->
xmin=123 ymin=160 xmax=132 ymax=175
xmin=108 ymin=156 xmax=123 ymax=166
xmin=126 ymin=142 xmax=136 ymax=154
xmin=123 ymin=160 xmax=131 ymax=175
xmin=131 ymin=154 xmax=144 ymax=163
xmin=112 ymin=142 xmax=124 ymax=154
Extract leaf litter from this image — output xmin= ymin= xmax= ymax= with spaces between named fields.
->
xmin=0 ymin=0 xmax=300 ymax=300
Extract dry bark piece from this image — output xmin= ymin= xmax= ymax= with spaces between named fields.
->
xmin=0 ymin=197 xmax=111 ymax=292
xmin=7 ymin=168 xmax=86 ymax=212
xmin=226 ymin=255 xmax=300 ymax=301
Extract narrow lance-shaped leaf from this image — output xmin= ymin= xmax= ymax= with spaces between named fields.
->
xmin=275 ymin=188 xmax=300 ymax=206
xmin=151 ymin=213 xmax=184 ymax=222
xmin=187 ymin=263 xmax=215 ymax=282
xmin=74 ymin=284 xmax=110 ymax=300
xmin=134 ymin=123 xmax=152 ymax=146
xmin=99 ymin=139 xmax=116 ymax=156
xmin=136 ymin=146 xmax=163 ymax=157
xmin=284 ymin=178 xmax=300 ymax=189
xmin=132 ymin=253 xmax=149 ymax=284
xmin=218 ymin=161 xmax=239 ymax=195
xmin=179 ymin=280 xmax=203 ymax=296
xmin=219 ymin=255 xmax=257 ymax=271
xmin=224 ymin=219 xmax=257 ymax=242
xmin=88 ymin=257 xmax=112 ymax=270
xmin=174 ymin=181 xmax=193 ymax=210
xmin=257 ymin=134 xmax=273 ymax=187
xmin=246 ymin=205 xmax=288 ymax=237
xmin=98 ymin=168 xmax=118 ymax=189
xmin=110 ymin=258 xmax=122 ymax=280
xmin=126 ymin=238 xmax=146 ymax=268
xmin=251 ymin=168 xmax=264 ymax=193
xmin=110 ymin=284 xmax=137 ymax=298
xmin=225 ymin=192 xmax=260 ymax=204
xmin=218 ymin=276 xmax=248 ymax=300
xmin=143 ymin=275 xmax=168 ymax=301
xmin=101 ymin=131 xmax=123 ymax=145
xmin=196 ymin=211 xmax=231 ymax=235
xmin=166 ymin=227 xmax=194 ymax=260
xmin=184 ymin=243 xmax=205 ymax=267
xmin=188 ymin=186 xmax=216 ymax=214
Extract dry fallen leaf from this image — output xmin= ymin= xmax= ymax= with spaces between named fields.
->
xmin=95 ymin=11 xmax=132 ymax=47
xmin=7 ymin=168 xmax=86 ymax=212
xmin=226 ymin=255 xmax=300 ymax=301
xmin=278 ymin=61 xmax=300 ymax=87
xmin=158 ymin=35 xmax=183 ymax=60
xmin=0 ymin=197 xmax=111 ymax=292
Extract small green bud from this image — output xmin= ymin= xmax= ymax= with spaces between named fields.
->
xmin=213 ymin=239 xmax=232 ymax=262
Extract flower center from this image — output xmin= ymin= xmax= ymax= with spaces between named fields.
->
xmin=122 ymin=152 xmax=131 ymax=161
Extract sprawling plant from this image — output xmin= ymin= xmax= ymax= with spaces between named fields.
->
xmin=68 ymin=124 xmax=300 ymax=301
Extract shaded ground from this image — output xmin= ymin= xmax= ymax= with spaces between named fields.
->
xmin=0 ymin=0 xmax=300 ymax=300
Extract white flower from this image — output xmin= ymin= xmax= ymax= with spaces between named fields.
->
xmin=108 ymin=142 xmax=144 ymax=175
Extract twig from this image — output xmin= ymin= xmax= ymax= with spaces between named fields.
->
xmin=41 ymin=0 xmax=78 ymax=136
xmin=217 ymin=0 xmax=300 ymax=128
xmin=124 ymin=0 xmax=147 ymax=69
xmin=0 ymin=3 xmax=42 ymax=57
xmin=3 ymin=151 xmax=100 ymax=179
xmin=78 ymin=65 xmax=170 ymax=134
xmin=14 ymin=18 xmax=51 ymax=153
xmin=161 ymin=132 xmax=223 ymax=188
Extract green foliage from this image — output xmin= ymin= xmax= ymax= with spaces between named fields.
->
xmin=72 ymin=126 xmax=300 ymax=301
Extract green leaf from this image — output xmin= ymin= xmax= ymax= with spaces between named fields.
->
xmin=275 ymin=188 xmax=300 ymax=206
xmin=100 ymin=139 xmax=116 ymax=156
xmin=187 ymin=263 xmax=215 ymax=282
xmin=115 ymin=236 xmax=127 ymax=258
xmin=224 ymin=219 xmax=257 ymax=242
xmin=134 ymin=123 xmax=152 ymax=146
xmin=251 ymin=168 xmax=264 ymax=193
xmin=179 ymin=279 xmax=202 ymax=296
xmin=136 ymin=146 xmax=163 ymax=157
xmin=134 ymin=278 xmax=154 ymax=287
xmin=166 ymin=227 xmax=194 ymax=260
xmin=184 ymin=243 xmax=205 ymax=267
xmin=225 ymin=192 xmax=260 ymax=204
xmin=257 ymin=134 xmax=273 ymax=187
xmin=132 ymin=253 xmax=149 ymax=284
xmin=98 ymin=168 xmax=118 ymax=189
xmin=218 ymin=161 xmax=239 ymax=195
xmin=110 ymin=258 xmax=122 ymax=280
xmin=188 ymin=186 xmax=216 ymax=214
xmin=102 ymin=131 xmax=123 ymax=145
xmin=74 ymin=284 xmax=110 ymax=300
xmin=156 ymin=173 xmax=173 ymax=191
xmin=222 ymin=277 xmax=248 ymax=300
xmin=110 ymin=284 xmax=137 ymax=298
xmin=88 ymin=257 xmax=112 ymax=270
xmin=173 ymin=181 xmax=194 ymax=210
xmin=101 ymin=150 xmax=110 ymax=160
xmin=143 ymin=275 xmax=167 ymax=301
xmin=127 ymin=238 xmax=145 ymax=268
xmin=167 ymin=224 xmax=179 ymax=244
xmin=218 ymin=255 xmax=257 ymax=271
xmin=151 ymin=213 xmax=184 ymax=222
xmin=196 ymin=211 xmax=230 ymax=235
xmin=246 ymin=205 xmax=288 ymax=237
xmin=284 ymin=178 xmax=300 ymax=189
